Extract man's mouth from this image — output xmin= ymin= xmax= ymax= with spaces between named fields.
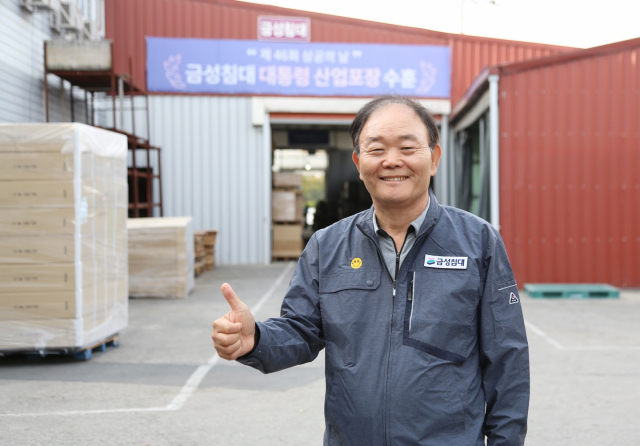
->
xmin=381 ymin=176 xmax=408 ymax=182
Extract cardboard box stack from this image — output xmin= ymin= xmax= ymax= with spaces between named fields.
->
xmin=127 ymin=217 xmax=195 ymax=299
xmin=0 ymin=123 xmax=129 ymax=351
xmin=272 ymin=172 xmax=304 ymax=259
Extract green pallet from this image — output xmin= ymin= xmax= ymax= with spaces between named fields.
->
xmin=524 ymin=283 xmax=620 ymax=299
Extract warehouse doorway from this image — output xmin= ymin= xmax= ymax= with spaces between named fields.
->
xmin=269 ymin=116 xmax=372 ymax=259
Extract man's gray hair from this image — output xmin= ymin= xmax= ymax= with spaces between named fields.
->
xmin=349 ymin=95 xmax=440 ymax=156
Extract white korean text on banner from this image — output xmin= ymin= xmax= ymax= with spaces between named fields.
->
xmin=147 ymin=37 xmax=451 ymax=97
xmin=258 ymin=16 xmax=310 ymax=42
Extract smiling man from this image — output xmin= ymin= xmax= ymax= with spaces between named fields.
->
xmin=212 ymin=95 xmax=529 ymax=445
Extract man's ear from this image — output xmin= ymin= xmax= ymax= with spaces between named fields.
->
xmin=430 ymin=145 xmax=442 ymax=176
xmin=352 ymin=151 xmax=361 ymax=173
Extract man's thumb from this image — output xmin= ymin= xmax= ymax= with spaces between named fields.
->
xmin=221 ymin=283 xmax=245 ymax=312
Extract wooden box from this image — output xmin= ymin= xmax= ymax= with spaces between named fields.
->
xmin=127 ymin=217 xmax=195 ymax=299
xmin=273 ymin=172 xmax=303 ymax=188
xmin=272 ymin=190 xmax=304 ymax=222
xmin=273 ymin=224 xmax=303 ymax=258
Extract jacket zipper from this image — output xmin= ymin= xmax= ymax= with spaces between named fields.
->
xmin=408 ymin=271 xmax=415 ymax=332
xmin=357 ymin=220 xmax=435 ymax=445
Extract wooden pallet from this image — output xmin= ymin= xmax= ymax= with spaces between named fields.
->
xmin=195 ymin=258 xmax=207 ymax=276
xmin=272 ymin=220 xmax=305 ymax=225
xmin=73 ymin=336 xmax=120 ymax=360
xmin=1 ymin=335 xmax=120 ymax=361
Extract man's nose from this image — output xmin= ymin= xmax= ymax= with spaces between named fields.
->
xmin=381 ymin=148 xmax=404 ymax=168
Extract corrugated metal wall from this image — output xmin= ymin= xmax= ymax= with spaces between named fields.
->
xmin=0 ymin=2 xmax=87 ymax=124
xmin=148 ymin=95 xmax=267 ymax=264
xmin=500 ymin=44 xmax=640 ymax=287
xmin=105 ymin=0 xmax=571 ymax=104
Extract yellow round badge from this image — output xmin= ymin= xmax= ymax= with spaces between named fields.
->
xmin=351 ymin=258 xmax=363 ymax=269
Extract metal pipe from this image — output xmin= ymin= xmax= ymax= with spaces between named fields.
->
xmin=489 ymin=74 xmax=500 ymax=230
xmin=129 ymin=58 xmax=136 ymax=136
xmin=439 ymin=114 xmax=449 ymax=205
xmin=131 ymin=140 xmax=139 ymax=218
xmin=70 ymin=85 xmax=75 ymax=122
xmin=111 ymin=74 xmax=116 ymax=130
xmin=448 ymin=127 xmax=457 ymax=208
xmin=84 ymin=90 xmax=89 ymax=124
xmin=262 ymin=112 xmax=272 ymax=264
xmin=118 ymin=77 xmax=124 ymax=131
xmin=60 ymin=78 xmax=66 ymax=122
xmin=156 ymin=147 xmax=163 ymax=217
xmin=44 ymin=42 xmax=50 ymax=122
xmin=146 ymin=143 xmax=151 ymax=216
xmin=145 ymin=94 xmax=151 ymax=141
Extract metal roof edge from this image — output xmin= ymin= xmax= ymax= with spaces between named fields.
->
xmin=450 ymin=66 xmax=494 ymax=123
xmin=225 ymin=0 xmax=575 ymax=50
xmin=498 ymin=36 xmax=640 ymax=75
xmin=450 ymin=36 xmax=640 ymax=123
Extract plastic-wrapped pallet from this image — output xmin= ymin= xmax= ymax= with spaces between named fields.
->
xmin=127 ymin=217 xmax=195 ymax=299
xmin=0 ymin=123 xmax=129 ymax=351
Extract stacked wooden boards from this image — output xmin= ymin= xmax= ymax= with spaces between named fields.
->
xmin=272 ymin=172 xmax=304 ymax=259
xmin=203 ymin=230 xmax=217 ymax=270
xmin=0 ymin=123 xmax=129 ymax=351
xmin=194 ymin=230 xmax=217 ymax=276
xmin=194 ymin=231 xmax=207 ymax=276
xmin=127 ymin=217 xmax=195 ymax=298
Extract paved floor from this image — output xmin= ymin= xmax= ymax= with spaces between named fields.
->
xmin=1 ymin=262 xmax=639 ymax=445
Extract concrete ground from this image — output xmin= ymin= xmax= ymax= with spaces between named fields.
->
xmin=1 ymin=262 xmax=639 ymax=445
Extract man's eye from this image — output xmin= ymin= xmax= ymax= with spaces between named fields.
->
xmin=402 ymin=146 xmax=416 ymax=151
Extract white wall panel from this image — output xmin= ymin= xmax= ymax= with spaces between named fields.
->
xmin=0 ymin=2 xmax=87 ymax=124
xmin=149 ymin=96 xmax=266 ymax=265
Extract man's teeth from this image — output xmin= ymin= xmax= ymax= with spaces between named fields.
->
xmin=382 ymin=177 xmax=407 ymax=181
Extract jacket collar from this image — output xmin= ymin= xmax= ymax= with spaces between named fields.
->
xmin=356 ymin=188 xmax=440 ymax=239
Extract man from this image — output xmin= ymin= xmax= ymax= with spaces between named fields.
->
xmin=212 ymin=95 xmax=529 ymax=445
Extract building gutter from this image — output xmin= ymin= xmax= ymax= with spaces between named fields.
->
xmin=488 ymin=74 xmax=500 ymax=230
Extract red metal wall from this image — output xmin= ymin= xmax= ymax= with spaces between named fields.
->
xmin=499 ymin=43 xmax=640 ymax=287
xmin=105 ymin=0 xmax=570 ymax=103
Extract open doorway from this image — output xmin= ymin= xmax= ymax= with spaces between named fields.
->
xmin=270 ymin=122 xmax=372 ymax=259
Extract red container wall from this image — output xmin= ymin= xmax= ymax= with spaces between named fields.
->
xmin=105 ymin=0 xmax=570 ymax=102
xmin=499 ymin=47 xmax=640 ymax=287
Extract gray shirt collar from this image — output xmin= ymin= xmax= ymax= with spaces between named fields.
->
xmin=373 ymin=197 xmax=431 ymax=235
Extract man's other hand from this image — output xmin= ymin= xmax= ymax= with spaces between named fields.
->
xmin=211 ymin=283 xmax=256 ymax=360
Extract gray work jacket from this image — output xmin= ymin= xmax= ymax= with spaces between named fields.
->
xmin=238 ymin=191 xmax=529 ymax=445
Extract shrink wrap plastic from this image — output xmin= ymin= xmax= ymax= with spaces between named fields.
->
xmin=0 ymin=123 xmax=128 ymax=351
xmin=127 ymin=217 xmax=195 ymax=299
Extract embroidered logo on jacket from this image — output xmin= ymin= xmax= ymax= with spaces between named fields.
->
xmin=424 ymin=255 xmax=468 ymax=269
xmin=509 ymin=292 xmax=520 ymax=304
xmin=351 ymin=258 xmax=362 ymax=269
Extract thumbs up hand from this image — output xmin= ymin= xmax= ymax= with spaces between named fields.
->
xmin=212 ymin=283 xmax=256 ymax=360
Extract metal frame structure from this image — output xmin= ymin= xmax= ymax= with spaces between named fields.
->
xmin=44 ymin=42 xmax=163 ymax=218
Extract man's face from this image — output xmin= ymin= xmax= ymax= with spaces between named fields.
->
xmin=352 ymin=103 xmax=441 ymax=212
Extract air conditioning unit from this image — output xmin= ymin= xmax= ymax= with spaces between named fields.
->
xmin=59 ymin=1 xmax=84 ymax=32
xmin=83 ymin=21 xmax=102 ymax=41
xmin=20 ymin=0 xmax=61 ymax=12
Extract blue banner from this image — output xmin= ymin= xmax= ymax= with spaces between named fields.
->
xmin=147 ymin=38 xmax=451 ymax=98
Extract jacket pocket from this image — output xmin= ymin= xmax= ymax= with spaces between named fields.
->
xmin=403 ymin=269 xmax=479 ymax=365
xmin=319 ymin=268 xmax=381 ymax=293
xmin=318 ymin=268 xmax=385 ymax=364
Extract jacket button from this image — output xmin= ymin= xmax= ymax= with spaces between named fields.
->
xmin=366 ymin=280 xmax=373 ymax=286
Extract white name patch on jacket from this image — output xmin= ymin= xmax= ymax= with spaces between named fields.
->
xmin=424 ymin=255 xmax=468 ymax=269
